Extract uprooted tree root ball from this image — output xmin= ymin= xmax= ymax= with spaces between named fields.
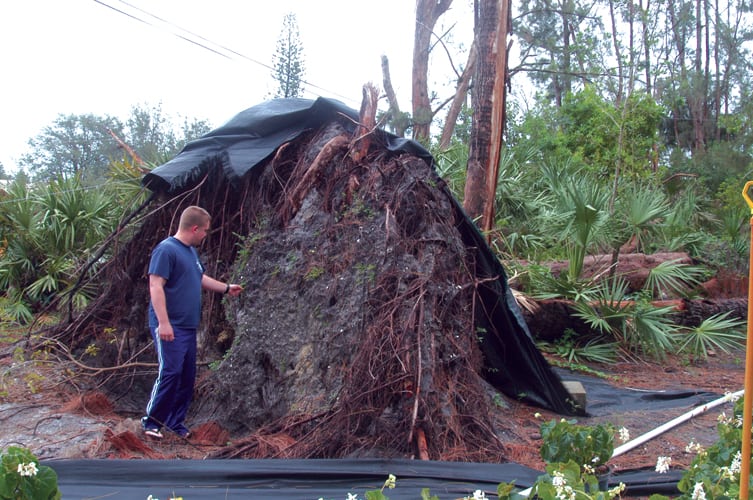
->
xmin=199 ymin=123 xmax=501 ymax=461
xmin=48 ymin=107 xmax=510 ymax=462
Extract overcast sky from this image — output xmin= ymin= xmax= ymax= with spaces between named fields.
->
xmin=0 ymin=0 xmax=473 ymax=173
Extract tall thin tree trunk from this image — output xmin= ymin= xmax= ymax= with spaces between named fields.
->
xmin=703 ymin=0 xmax=712 ymax=143
xmin=627 ymin=0 xmax=636 ymax=92
xmin=481 ymin=0 xmax=511 ymax=238
xmin=640 ymin=0 xmax=652 ymax=96
xmin=438 ymin=42 xmax=477 ymax=150
xmin=464 ymin=0 xmax=510 ymax=235
xmin=668 ymin=0 xmax=688 ymax=149
xmin=381 ymin=55 xmax=408 ymax=137
xmin=608 ymin=0 xmax=624 ymax=103
xmin=412 ymin=0 xmax=453 ymax=143
xmin=713 ymin=0 xmax=721 ymax=140
xmin=560 ymin=0 xmax=572 ymax=100
xmin=692 ymin=0 xmax=706 ymax=154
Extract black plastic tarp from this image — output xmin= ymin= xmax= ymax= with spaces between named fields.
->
xmin=47 ymin=458 xmax=681 ymax=499
xmin=142 ymin=97 xmax=579 ymax=416
xmin=48 ymin=458 xmax=538 ymax=499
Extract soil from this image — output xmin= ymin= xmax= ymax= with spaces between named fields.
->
xmin=0 ymin=337 xmax=745 ymax=482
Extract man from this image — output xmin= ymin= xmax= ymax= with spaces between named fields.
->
xmin=141 ymin=205 xmax=243 ymax=439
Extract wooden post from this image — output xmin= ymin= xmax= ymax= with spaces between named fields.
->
xmin=740 ymin=181 xmax=753 ymax=499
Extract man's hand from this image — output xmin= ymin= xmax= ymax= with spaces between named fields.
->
xmin=227 ymin=284 xmax=244 ymax=297
xmin=157 ymin=324 xmax=175 ymax=342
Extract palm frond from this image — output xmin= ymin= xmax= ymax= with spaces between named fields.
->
xmin=674 ymin=312 xmax=746 ymax=360
xmin=644 ymin=259 xmax=708 ymax=298
xmin=571 ymin=277 xmax=633 ymax=335
xmin=630 ymin=302 xmax=679 ymax=360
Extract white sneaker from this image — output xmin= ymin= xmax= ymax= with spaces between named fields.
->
xmin=144 ymin=428 xmax=163 ymax=439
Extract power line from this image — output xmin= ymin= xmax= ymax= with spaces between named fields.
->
xmin=93 ymin=0 xmax=359 ymax=105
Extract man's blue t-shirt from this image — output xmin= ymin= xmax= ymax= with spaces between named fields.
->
xmin=147 ymin=236 xmax=205 ymax=329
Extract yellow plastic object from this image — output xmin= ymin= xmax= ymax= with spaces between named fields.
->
xmin=743 ymin=181 xmax=753 ymax=214
xmin=741 ymin=181 xmax=753 ymax=499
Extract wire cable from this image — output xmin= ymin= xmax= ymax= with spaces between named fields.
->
xmin=93 ymin=0 xmax=359 ymax=104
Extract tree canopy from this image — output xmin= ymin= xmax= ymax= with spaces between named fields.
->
xmin=19 ymin=104 xmax=210 ymax=183
xmin=271 ymin=12 xmax=306 ymax=99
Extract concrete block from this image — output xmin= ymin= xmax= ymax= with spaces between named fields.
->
xmin=562 ymin=380 xmax=587 ymax=411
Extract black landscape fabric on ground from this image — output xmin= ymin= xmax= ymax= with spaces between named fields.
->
xmin=555 ymin=368 xmax=719 ymax=416
xmin=46 ymin=458 xmax=682 ymax=498
xmin=142 ymin=96 xmax=581 ymax=416
xmin=47 ymin=458 xmax=539 ymax=499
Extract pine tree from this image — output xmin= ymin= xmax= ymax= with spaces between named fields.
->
xmin=271 ymin=13 xmax=306 ymax=98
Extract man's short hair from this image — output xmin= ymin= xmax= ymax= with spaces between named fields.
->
xmin=179 ymin=206 xmax=211 ymax=230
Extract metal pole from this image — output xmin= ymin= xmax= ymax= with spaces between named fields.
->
xmin=739 ymin=181 xmax=753 ymax=499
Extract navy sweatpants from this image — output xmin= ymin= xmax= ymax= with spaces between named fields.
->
xmin=143 ymin=326 xmax=197 ymax=434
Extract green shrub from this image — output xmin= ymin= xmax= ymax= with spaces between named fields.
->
xmin=0 ymin=446 xmax=60 ymax=500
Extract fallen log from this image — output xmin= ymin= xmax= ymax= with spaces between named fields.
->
xmin=515 ymin=252 xmax=693 ymax=294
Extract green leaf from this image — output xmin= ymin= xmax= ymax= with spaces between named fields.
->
xmin=365 ymin=490 xmax=388 ymax=500
xmin=675 ymin=312 xmax=746 ymax=359
xmin=644 ymin=259 xmax=707 ymax=299
xmin=420 ymin=487 xmax=440 ymax=500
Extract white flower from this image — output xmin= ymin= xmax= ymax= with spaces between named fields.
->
xmin=618 ymin=426 xmax=630 ymax=442
xmin=534 ymin=412 xmax=542 ymax=419
xmin=719 ymin=466 xmax=736 ymax=480
xmin=147 ymin=496 xmax=158 ymax=500
xmin=557 ymin=485 xmax=576 ymax=500
xmin=472 ymin=490 xmax=487 ymax=500
xmin=385 ymin=474 xmax=396 ymax=489
xmin=655 ymin=456 xmax=672 ymax=474
xmin=550 ymin=471 xmax=575 ymax=500
xmin=723 ymin=391 xmax=741 ymax=403
xmin=608 ymin=483 xmax=626 ymax=496
xmin=730 ymin=450 xmax=742 ymax=473
xmin=16 ymin=462 xmax=38 ymax=477
xmin=721 ymin=450 xmax=743 ymax=479
xmin=346 ymin=494 xmax=358 ymax=500
xmin=691 ymin=482 xmax=706 ymax=500
xmin=582 ymin=464 xmax=595 ymax=474
xmin=716 ymin=412 xmax=742 ymax=427
xmin=685 ymin=441 xmax=704 ymax=454
xmin=551 ymin=470 xmax=567 ymax=488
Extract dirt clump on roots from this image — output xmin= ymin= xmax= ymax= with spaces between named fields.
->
xmin=194 ymin=119 xmax=497 ymax=460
